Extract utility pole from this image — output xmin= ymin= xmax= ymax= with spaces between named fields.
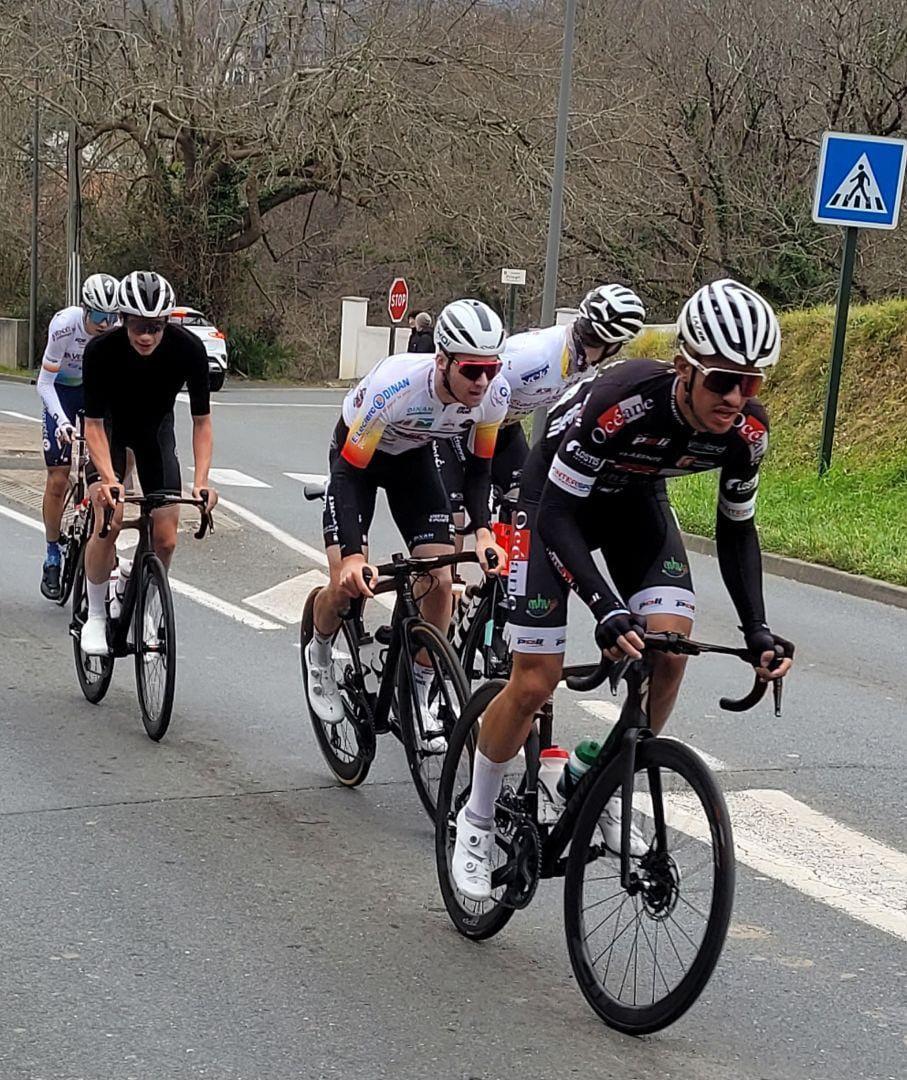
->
xmin=28 ymin=1 xmax=40 ymax=369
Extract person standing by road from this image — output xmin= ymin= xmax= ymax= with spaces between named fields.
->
xmin=407 ymin=312 xmax=436 ymax=353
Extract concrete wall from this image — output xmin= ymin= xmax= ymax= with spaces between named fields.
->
xmin=339 ymin=296 xmax=411 ymax=380
xmin=0 ymin=318 xmax=29 ymax=369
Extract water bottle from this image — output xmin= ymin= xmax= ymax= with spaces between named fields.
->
xmin=557 ymin=738 xmax=603 ymax=801
xmin=537 ymin=746 xmax=569 ymax=824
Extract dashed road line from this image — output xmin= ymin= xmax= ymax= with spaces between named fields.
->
xmin=206 ymin=467 xmax=271 ymax=488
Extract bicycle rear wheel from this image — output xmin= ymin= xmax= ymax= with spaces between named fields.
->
xmin=564 ymin=737 xmax=735 ymax=1034
xmin=397 ymin=621 xmax=470 ymax=821
xmin=435 ymin=680 xmax=523 ymax=940
xmin=71 ymin=548 xmax=115 ymax=704
xmin=299 ymin=587 xmax=373 ymax=786
xmin=134 ymin=555 xmax=177 ymax=741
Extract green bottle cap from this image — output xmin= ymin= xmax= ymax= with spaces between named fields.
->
xmin=575 ymin=738 xmax=602 ymax=766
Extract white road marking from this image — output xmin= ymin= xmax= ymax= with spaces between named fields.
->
xmin=217 ymin=496 xmax=328 ymax=566
xmin=168 ymin=578 xmax=282 ymax=631
xmin=284 ymin=472 xmax=328 ymax=485
xmin=1 ymin=410 xmax=41 ymax=423
xmin=578 ymin=699 xmax=727 ymax=772
xmin=206 ymin=468 xmax=271 ymax=488
xmin=0 ymin=502 xmax=281 ymax=631
xmin=639 ymin=788 xmax=907 ymax=944
xmin=245 ymin=570 xmax=329 ymax=623
xmin=244 ymin=567 xmax=394 ymax=620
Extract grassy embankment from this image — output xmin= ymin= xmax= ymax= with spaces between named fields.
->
xmin=624 ymin=299 xmax=907 ymax=585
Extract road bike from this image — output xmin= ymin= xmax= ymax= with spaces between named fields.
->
xmin=70 ymin=488 xmax=213 ymax=740
xmin=435 ymin=632 xmax=784 ymax=1034
xmin=300 ymin=479 xmax=497 ymax=819
xmin=451 ymin=484 xmax=519 ymax=683
xmin=54 ymin=412 xmax=91 ymax=607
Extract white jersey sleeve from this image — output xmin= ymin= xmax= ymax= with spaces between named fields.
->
xmin=37 ymin=307 xmax=89 ymax=423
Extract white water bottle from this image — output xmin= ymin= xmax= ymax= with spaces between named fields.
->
xmin=537 ymin=747 xmax=569 ymax=824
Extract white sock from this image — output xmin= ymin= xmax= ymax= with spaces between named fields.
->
xmin=413 ymin=661 xmax=432 ymax=687
xmin=87 ymin=578 xmax=109 ymax=620
xmin=465 ymin=748 xmax=510 ymax=827
xmin=115 ymin=558 xmax=132 ymax=598
xmin=310 ymin=629 xmax=333 ymax=666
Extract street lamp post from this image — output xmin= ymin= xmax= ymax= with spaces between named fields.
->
xmin=531 ymin=0 xmax=578 ymax=443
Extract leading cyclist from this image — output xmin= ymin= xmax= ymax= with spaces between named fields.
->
xmin=78 ymin=271 xmax=218 ymax=657
xmin=451 ymin=279 xmax=795 ymax=901
xmin=36 ymin=273 xmax=119 ymax=600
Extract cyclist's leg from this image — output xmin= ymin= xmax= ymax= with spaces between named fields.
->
xmin=490 ymin=422 xmax=528 ymax=495
xmin=133 ymin=416 xmax=182 ymax=569
xmin=40 ymin=387 xmax=81 ymax=587
xmin=82 ymin=444 xmax=128 ymax=649
xmin=601 ymin=487 xmax=694 ymax=734
xmin=387 ymin=442 xmax=456 ymax=637
xmin=433 ymin=436 xmax=467 ymax=555
xmin=315 ymin=419 xmax=378 ymax=637
xmin=479 ymin=493 xmax=570 ymax=766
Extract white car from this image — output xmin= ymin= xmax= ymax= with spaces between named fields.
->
xmin=169 ymin=308 xmax=229 ymax=391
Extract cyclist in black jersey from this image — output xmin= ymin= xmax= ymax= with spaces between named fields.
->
xmin=451 ymin=279 xmax=795 ymax=902
xmin=78 ymin=271 xmax=218 ymax=657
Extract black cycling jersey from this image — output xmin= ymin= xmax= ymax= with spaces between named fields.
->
xmin=83 ymin=324 xmax=210 ymax=431
xmin=523 ymin=357 xmax=769 ymax=632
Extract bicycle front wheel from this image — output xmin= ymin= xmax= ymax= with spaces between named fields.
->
xmin=299 ymin=587 xmax=374 ymax=787
xmin=397 ymin=620 xmax=470 ymax=821
xmin=56 ymin=484 xmax=81 ymax=606
xmin=564 ymin=737 xmax=735 ymax=1035
xmin=134 ymin=556 xmax=177 ymax=741
xmin=71 ymin=548 xmax=115 ymax=704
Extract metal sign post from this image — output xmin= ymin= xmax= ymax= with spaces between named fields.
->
xmin=812 ymin=130 xmax=907 ymax=475
xmin=501 ymin=268 xmax=526 ymax=333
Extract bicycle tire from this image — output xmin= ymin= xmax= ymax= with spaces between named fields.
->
xmin=71 ymin=547 xmax=115 ymax=704
xmin=299 ymin=587 xmax=373 ymax=787
xmin=564 ymin=737 xmax=735 ymax=1035
xmin=397 ymin=620 xmax=470 ymax=821
xmin=435 ymin=679 xmax=518 ymax=940
xmin=134 ymin=555 xmax=177 ymax=741
xmin=55 ymin=484 xmax=79 ymax=606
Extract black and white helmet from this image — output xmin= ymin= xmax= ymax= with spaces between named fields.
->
xmin=578 ymin=284 xmax=646 ymax=345
xmin=81 ymin=273 xmax=120 ymax=312
xmin=117 ymin=271 xmax=176 ymax=318
xmin=678 ymin=278 xmax=780 ymax=368
xmin=434 ymin=299 xmax=505 ymax=357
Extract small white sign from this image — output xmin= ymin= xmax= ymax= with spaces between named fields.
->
xmin=501 ymin=268 xmax=527 ymax=285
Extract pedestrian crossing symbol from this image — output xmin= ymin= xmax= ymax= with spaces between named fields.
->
xmin=813 ymin=131 xmax=907 ymax=230
xmin=826 ymin=154 xmax=885 ymax=213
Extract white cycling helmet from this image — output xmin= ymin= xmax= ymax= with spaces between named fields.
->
xmin=117 ymin=271 xmax=176 ymax=318
xmin=81 ymin=273 xmax=120 ymax=312
xmin=678 ymin=278 xmax=780 ymax=368
xmin=434 ymin=299 xmax=505 ymax=357
xmin=578 ymin=284 xmax=646 ymax=345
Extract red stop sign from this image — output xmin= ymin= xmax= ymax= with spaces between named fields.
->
xmin=388 ymin=277 xmax=409 ymax=324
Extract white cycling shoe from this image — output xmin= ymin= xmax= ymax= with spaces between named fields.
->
xmin=413 ymin=672 xmax=447 ymax=752
xmin=451 ymin=807 xmax=496 ymax=902
xmin=80 ymin=615 xmax=110 ymax=657
xmin=304 ymin=642 xmax=346 ymax=725
xmin=601 ymin=795 xmax=649 ymax=857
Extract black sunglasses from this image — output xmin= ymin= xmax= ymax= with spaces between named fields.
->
xmin=127 ymin=317 xmax=167 ymax=335
xmin=686 ymin=354 xmax=763 ymax=398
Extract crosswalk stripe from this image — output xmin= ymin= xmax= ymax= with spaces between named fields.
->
xmin=206 ymin=468 xmax=271 ymax=488
xmin=244 ymin=570 xmax=394 ymax=623
xmin=284 ymin=472 xmax=327 ymax=485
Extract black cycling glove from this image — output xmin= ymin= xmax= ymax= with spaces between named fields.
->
xmin=595 ymin=609 xmax=647 ymax=653
xmin=743 ymin=624 xmax=795 ymax=670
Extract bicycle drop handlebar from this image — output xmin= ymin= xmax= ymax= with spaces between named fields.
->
xmin=563 ymin=631 xmax=784 ymax=716
xmin=98 ymin=488 xmax=215 ymax=541
xmin=361 ymin=549 xmax=500 ymax=595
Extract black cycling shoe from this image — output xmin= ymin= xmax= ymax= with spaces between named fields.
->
xmin=40 ymin=561 xmax=61 ymax=600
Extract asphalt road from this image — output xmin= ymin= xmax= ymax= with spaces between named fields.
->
xmin=1 ymin=380 xmax=905 ymax=1080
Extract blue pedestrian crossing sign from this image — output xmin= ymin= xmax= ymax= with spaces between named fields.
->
xmin=813 ymin=131 xmax=907 ymax=230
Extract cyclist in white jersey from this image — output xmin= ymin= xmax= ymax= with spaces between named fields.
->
xmin=305 ymin=299 xmax=510 ymax=731
xmin=36 ymin=273 xmax=120 ymax=599
xmin=434 ymin=284 xmax=646 ymax=511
